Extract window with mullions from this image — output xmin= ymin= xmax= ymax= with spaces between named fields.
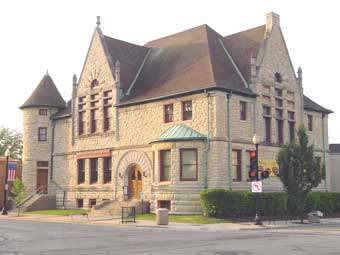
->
xmin=90 ymin=158 xmax=98 ymax=184
xmin=77 ymin=159 xmax=85 ymax=184
xmin=160 ymin=150 xmax=171 ymax=182
xmin=164 ymin=104 xmax=173 ymax=123
xmin=103 ymin=157 xmax=112 ymax=184
xmin=182 ymin=101 xmax=192 ymax=121
xmin=180 ymin=149 xmax=198 ymax=181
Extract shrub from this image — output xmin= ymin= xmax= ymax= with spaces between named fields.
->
xmin=200 ymin=190 xmax=287 ymax=217
xmin=201 ymin=190 xmax=340 ymax=218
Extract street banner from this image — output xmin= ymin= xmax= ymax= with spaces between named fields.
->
xmin=7 ymin=162 xmax=17 ymax=181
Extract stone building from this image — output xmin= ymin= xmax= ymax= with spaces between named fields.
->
xmin=20 ymin=13 xmax=332 ymax=213
xmin=329 ymin=144 xmax=340 ymax=192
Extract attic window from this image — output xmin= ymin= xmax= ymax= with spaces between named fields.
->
xmin=91 ymin=79 xmax=99 ymax=89
xmin=274 ymin=72 xmax=282 ymax=83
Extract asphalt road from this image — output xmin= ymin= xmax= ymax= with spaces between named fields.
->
xmin=0 ymin=220 xmax=340 ymax=255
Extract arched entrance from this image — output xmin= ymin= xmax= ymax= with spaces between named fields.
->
xmin=128 ymin=164 xmax=143 ymax=199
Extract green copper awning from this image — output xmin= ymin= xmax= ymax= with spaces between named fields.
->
xmin=153 ymin=124 xmax=206 ymax=143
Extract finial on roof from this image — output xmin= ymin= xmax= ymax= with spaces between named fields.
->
xmin=96 ymin=16 xmax=101 ymax=27
xmin=46 ymin=70 xmax=49 ymax=76
xmin=72 ymin=74 xmax=77 ymax=87
xmin=115 ymin=60 xmax=120 ymax=69
xmin=297 ymin=67 xmax=302 ymax=79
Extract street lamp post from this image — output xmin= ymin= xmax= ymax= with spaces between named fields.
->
xmin=2 ymin=149 xmax=10 ymax=215
xmin=252 ymin=134 xmax=262 ymax=225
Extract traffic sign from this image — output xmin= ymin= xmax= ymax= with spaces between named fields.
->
xmin=251 ymin=181 xmax=262 ymax=193
xmin=140 ymin=191 xmax=145 ymax=200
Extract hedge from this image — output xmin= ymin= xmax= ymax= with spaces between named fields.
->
xmin=200 ymin=189 xmax=340 ymax=217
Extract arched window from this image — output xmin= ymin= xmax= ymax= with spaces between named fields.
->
xmin=91 ymin=79 xmax=99 ymax=89
xmin=274 ymin=72 xmax=282 ymax=83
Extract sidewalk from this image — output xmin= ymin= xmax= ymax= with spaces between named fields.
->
xmin=1 ymin=213 xmax=339 ymax=232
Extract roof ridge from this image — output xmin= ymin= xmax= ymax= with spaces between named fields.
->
xmin=223 ymin=24 xmax=266 ymax=38
xmin=144 ymin=24 xmax=208 ymax=47
xmin=103 ymin=35 xmax=148 ymax=49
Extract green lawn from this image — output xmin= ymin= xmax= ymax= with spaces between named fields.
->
xmin=135 ymin=213 xmax=230 ymax=224
xmin=24 ymin=209 xmax=88 ymax=216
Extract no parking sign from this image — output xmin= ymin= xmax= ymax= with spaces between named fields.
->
xmin=251 ymin=181 xmax=262 ymax=193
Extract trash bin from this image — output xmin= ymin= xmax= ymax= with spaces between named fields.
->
xmin=156 ymin=208 xmax=169 ymax=225
xmin=308 ymin=210 xmax=323 ymax=223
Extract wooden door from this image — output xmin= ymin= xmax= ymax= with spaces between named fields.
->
xmin=128 ymin=165 xmax=142 ymax=199
xmin=37 ymin=169 xmax=48 ymax=194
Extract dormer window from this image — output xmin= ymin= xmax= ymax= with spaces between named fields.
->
xmin=91 ymin=79 xmax=99 ymax=89
xmin=274 ymin=72 xmax=282 ymax=83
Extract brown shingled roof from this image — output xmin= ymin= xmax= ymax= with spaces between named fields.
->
xmin=20 ymin=74 xmax=66 ymax=109
xmin=223 ymin=25 xmax=266 ymax=82
xmin=120 ymin=25 xmax=255 ymax=105
xmin=303 ymin=95 xmax=333 ymax=114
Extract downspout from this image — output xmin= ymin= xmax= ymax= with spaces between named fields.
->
xmin=226 ymin=92 xmax=232 ymax=190
xmin=50 ymin=120 xmax=55 ymax=181
xmin=322 ymin=113 xmax=327 ymax=191
xmin=204 ymin=90 xmax=211 ymax=189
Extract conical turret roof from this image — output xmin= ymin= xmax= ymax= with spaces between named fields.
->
xmin=20 ymin=73 xmax=66 ymax=109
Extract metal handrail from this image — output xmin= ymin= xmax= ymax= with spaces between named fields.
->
xmin=17 ymin=186 xmax=44 ymax=208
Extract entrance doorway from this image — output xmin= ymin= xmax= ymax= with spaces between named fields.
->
xmin=37 ymin=169 xmax=48 ymax=194
xmin=128 ymin=164 xmax=142 ymax=199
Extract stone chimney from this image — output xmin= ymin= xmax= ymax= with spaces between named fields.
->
xmin=266 ymin=12 xmax=280 ymax=34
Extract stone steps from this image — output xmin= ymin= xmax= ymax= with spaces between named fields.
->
xmin=90 ymin=200 xmax=150 ymax=216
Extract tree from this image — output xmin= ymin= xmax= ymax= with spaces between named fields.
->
xmin=277 ymin=126 xmax=322 ymax=223
xmin=10 ymin=178 xmax=27 ymax=205
xmin=0 ymin=127 xmax=23 ymax=160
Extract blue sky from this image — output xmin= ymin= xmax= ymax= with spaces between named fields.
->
xmin=0 ymin=0 xmax=338 ymax=142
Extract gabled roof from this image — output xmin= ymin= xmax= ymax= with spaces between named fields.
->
xmin=223 ymin=25 xmax=266 ymax=82
xmin=106 ymin=24 xmax=256 ymax=105
xmin=330 ymin=144 xmax=340 ymax=153
xmin=303 ymin=95 xmax=333 ymax=114
xmin=153 ymin=124 xmax=206 ymax=143
xmin=20 ymin=73 xmax=66 ymax=109
xmin=102 ymin=35 xmax=149 ymax=91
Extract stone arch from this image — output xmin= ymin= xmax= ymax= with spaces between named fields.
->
xmin=114 ymin=150 xmax=152 ymax=200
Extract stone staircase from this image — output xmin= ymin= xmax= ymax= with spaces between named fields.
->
xmin=15 ymin=186 xmax=56 ymax=213
xmin=90 ymin=199 xmax=150 ymax=217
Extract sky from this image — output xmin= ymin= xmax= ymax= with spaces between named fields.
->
xmin=0 ymin=0 xmax=339 ymax=143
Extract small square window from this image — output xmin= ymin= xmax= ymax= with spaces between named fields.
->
xmin=158 ymin=200 xmax=171 ymax=210
xmin=39 ymin=109 xmax=48 ymax=116
xmin=164 ymin=104 xmax=173 ymax=123
xmin=77 ymin=199 xmax=84 ymax=208
xmin=182 ymin=101 xmax=192 ymax=120
xmin=89 ymin=199 xmax=96 ymax=208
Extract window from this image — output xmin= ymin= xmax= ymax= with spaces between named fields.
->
xmin=274 ymin=73 xmax=282 ymax=83
xmin=89 ymin=199 xmax=96 ymax=208
xmin=77 ymin=199 xmax=83 ymax=208
xmin=275 ymin=98 xmax=283 ymax=108
xmin=103 ymin=106 xmax=110 ymax=131
xmin=78 ymin=111 xmax=84 ymax=135
xmin=276 ymin=109 xmax=283 ymax=119
xmin=90 ymin=158 xmax=98 ymax=184
xmin=160 ymin=150 xmax=171 ymax=182
xmin=38 ymin=127 xmax=47 ymax=141
xmin=275 ymin=88 xmax=283 ymax=97
xmin=91 ymin=79 xmax=99 ymax=89
xmin=39 ymin=109 xmax=48 ymax=116
xmin=37 ymin=161 xmax=49 ymax=168
xmin=103 ymin=157 xmax=112 ymax=184
xmin=263 ymin=106 xmax=271 ymax=144
xmin=308 ymin=114 xmax=313 ymax=131
xmin=232 ymin=150 xmax=242 ymax=181
xmin=158 ymin=200 xmax=171 ymax=210
xmin=182 ymin=101 xmax=192 ymax=121
xmin=180 ymin=149 xmax=198 ymax=181
xmin=164 ymin=104 xmax=173 ymax=123
xmin=77 ymin=159 xmax=85 ymax=184
xmin=90 ymin=109 xmax=97 ymax=133
xmin=288 ymin=111 xmax=295 ymax=142
xmin=276 ymin=119 xmax=284 ymax=144
xmin=240 ymin=101 xmax=247 ymax=121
